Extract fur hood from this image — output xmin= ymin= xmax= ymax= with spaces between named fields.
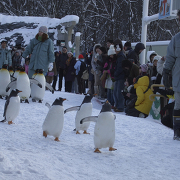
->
xmin=35 ymin=33 xmax=49 ymax=42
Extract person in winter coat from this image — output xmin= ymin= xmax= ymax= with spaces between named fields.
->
xmin=64 ymin=52 xmax=76 ymax=92
xmin=91 ymin=44 xmax=102 ymax=97
xmin=127 ymin=42 xmax=145 ymax=65
xmin=147 ymin=51 xmax=157 ymax=77
xmin=22 ymin=26 xmax=55 ymax=78
xmin=0 ymin=39 xmax=12 ymax=69
xmin=12 ymin=50 xmax=22 ymax=71
xmin=74 ymin=54 xmax=86 ymax=94
xmin=123 ymin=41 xmax=132 ymax=57
xmin=96 ymin=46 xmax=108 ymax=99
xmin=103 ymin=45 xmax=117 ymax=107
xmin=125 ymin=75 xmax=153 ymax=118
xmin=162 ymin=10 xmax=180 ymax=140
xmin=58 ymin=46 xmax=68 ymax=91
xmin=121 ymin=59 xmax=139 ymax=79
xmin=113 ymin=39 xmax=126 ymax=112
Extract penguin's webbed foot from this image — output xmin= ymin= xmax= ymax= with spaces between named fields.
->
xmin=25 ymin=99 xmax=29 ymax=103
xmin=32 ymin=99 xmax=36 ymax=102
xmin=20 ymin=99 xmax=23 ymax=103
xmin=5 ymin=96 xmax=8 ymax=100
xmin=94 ymin=148 xmax=101 ymax=153
xmin=8 ymin=121 xmax=13 ymax=125
xmin=76 ymin=131 xmax=80 ymax=134
xmin=54 ymin=137 xmax=60 ymax=142
xmin=38 ymin=100 xmax=42 ymax=103
xmin=109 ymin=147 xmax=117 ymax=151
xmin=43 ymin=131 xmax=47 ymax=138
xmin=83 ymin=130 xmax=90 ymax=134
xmin=0 ymin=95 xmax=3 ymax=99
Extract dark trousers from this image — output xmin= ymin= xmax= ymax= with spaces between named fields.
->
xmin=125 ymin=107 xmax=148 ymax=118
xmin=58 ymin=68 xmax=64 ymax=91
xmin=77 ymin=76 xmax=85 ymax=94
xmin=52 ymin=75 xmax=57 ymax=90
xmin=65 ymin=81 xmax=73 ymax=92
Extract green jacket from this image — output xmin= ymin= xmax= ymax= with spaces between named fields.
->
xmin=22 ymin=36 xmax=55 ymax=73
xmin=0 ymin=48 xmax=12 ymax=69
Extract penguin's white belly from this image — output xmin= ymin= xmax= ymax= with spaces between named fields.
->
xmin=6 ymin=97 xmax=20 ymax=122
xmin=75 ymin=103 xmax=92 ymax=131
xmin=31 ymin=76 xmax=45 ymax=100
xmin=0 ymin=71 xmax=10 ymax=96
xmin=17 ymin=76 xmax=30 ymax=99
xmin=94 ymin=112 xmax=115 ymax=149
xmin=42 ymin=106 xmax=64 ymax=138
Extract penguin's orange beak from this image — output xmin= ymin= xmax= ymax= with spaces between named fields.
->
xmin=18 ymin=91 xmax=22 ymax=93
xmin=63 ymin=98 xmax=66 ymax=101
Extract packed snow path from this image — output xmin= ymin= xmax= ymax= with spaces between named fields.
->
xmin=0 ymin=91 xmax=179 ymax=180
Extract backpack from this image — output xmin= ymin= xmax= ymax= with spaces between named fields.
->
xmin=78 ymin=60 xmax=87 ymax=78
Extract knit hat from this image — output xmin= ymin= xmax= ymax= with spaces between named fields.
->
xmin=78 ymin=54 xmax=84 ymax=59
xmin=140 ymin=64 xmax=148 ymax=73
xmin=68 ymin=52 xmax=73 ymax=56
xmin=107 ymin=39 xmax=113 ymax=44
xmin=152 ymin=55 xmax=162 ymax=63
xmin=39 ymin=26 xmax=48 ymax=34
xmin=108 ymin=45 xmax=116 ymax=56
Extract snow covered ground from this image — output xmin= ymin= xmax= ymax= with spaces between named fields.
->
xmin=0 ymin=86 xmax=180 ymax=180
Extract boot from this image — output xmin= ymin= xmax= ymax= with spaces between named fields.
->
xmin=173 ymin=110 xmax=180 ymax=140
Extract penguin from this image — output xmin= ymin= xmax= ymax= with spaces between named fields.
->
xmin=64 ymin=95 xmax=93 ymax=134
xmin=42 ymin=97 xmax=66 ymax=141
xmin=1 ymin=89 xmax=22 ymax=125
xmin=6 ymin=67 xmax=42 ymax=103
xmin=0 ymin=64 xmax=10 ymax=99
xmin=80 ymin=100 xmax=117 ymax=153
xmin=31 ymin=69 xmax=54 ymax=103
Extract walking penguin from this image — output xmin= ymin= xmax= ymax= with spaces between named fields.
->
xmin=42 ymin=97 xmax=66 ymax=141
xmin=1 ymin=89 xmax=22 ymax=125
xmin=80 ymin=100 xmax=117 ymax=153
xmin=64 ymin=95 xmax=93 ymax=134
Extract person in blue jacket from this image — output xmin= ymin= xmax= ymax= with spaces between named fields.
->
xmin=0 ymin=39 xmax=12 ymax=69
xmin=22 ymin=26 xmax=55 ymax=78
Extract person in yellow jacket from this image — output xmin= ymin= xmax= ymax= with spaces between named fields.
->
xmin=125 ymin=75 xmax=153 ymax=118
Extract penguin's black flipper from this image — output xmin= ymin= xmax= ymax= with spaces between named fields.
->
xmin=10 ymin=75 xmax=16 ymax=82
xmin=114 ymin=115 xmax=116 ymax=120
xmin=80 ymin=116 xmax=98 ymax=124
xmin=0 ymin=119 xmax=6 ymax=123
xmin=3 ymin=97 xmax=10 ymax=117
xmin=29 ymin=79 xmax=42 ymax=88
xmin=6 ymin=80 xmax=17 ymax=92
xmin=64 ymin=106 xmax=80 ymax=114
xmin=45 ymin=82 xmax=54 ymax=94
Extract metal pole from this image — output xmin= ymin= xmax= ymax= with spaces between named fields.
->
xmin=140 ymin=0 xmax=149 ymax=64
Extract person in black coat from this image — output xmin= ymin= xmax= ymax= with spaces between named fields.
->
xmin=64 ymin=52 xmax=76 ymax=92
xmin=127 ymin=42 xmax=145 ymax=65
xmin=113 ymin=39 xmax=126 ymax=112
xmin=58 ymin=46 xmax=68 ymax=91
xmin=52 ymin=51 xmax=60 ymax=90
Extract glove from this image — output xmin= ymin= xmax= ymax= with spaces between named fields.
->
xmin=163 ymin=69 xmax=171 ymax=89
xmin=48 ymin=63 xmax=53 ymax=71
xmin=151 ymin=76 xmax=157 ymax=81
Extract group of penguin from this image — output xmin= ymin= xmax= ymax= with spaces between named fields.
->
xmin=0 ymin=65 xmax=117 ymax=153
